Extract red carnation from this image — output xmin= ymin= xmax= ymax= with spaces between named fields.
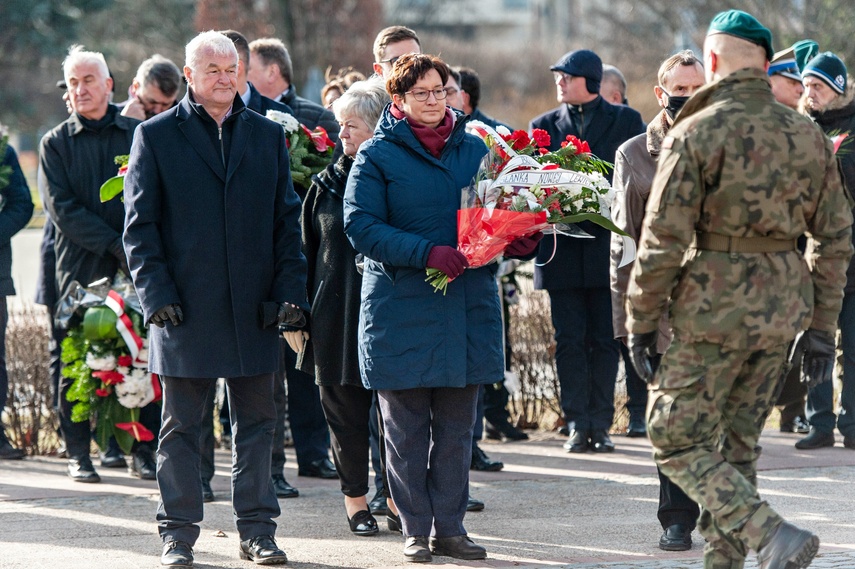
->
xmin=507 ymin=130 xmax=530 ymax=151
xmin=531 ymin=129 xmax=551 ymax=149
xmin=118 ymin=355 xmax=133 ymax=368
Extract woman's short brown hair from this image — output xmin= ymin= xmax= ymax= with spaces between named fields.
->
xmin=385 ymin=54 xmax=450 ymax=98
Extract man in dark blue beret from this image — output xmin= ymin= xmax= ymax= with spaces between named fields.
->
xmin=529 ymin=49 xmax=643 ymax=456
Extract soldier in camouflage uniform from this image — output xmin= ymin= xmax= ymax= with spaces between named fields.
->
xmin=625 ymin=10 xmax=853 ymax=569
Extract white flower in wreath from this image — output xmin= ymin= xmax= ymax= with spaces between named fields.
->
xmin=265 ymin=110 xmax=300 ymax=133
xmin=85 ymin=352 xmax=117 ymax=371
xmin=133 ymin=348 xmax=149 ymax=368
xmin=115 ymin=368 xmax=155 ymax=408
xmin=495 ymin=125 xmax=511 ymax=137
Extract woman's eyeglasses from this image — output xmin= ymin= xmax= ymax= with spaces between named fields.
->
xmin=405 ymin=88 xmax=448 ymax=102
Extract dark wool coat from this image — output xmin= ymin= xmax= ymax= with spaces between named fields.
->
xmin=39 ymin=106 xmax=140 ymax=314
xmin=0 ymin=145 xmax=34 ymax=296
xmin=123 ymin=92 xmax=309 ymax=378
xmin=301 ymin=154 xmax=362 ymax=386
xmin=529 ymin=96 xmax=644 ymax=290
xmin=343 ymin=105 xmax=504 ymax=391
xmin=808 ymin=83 xmax=855 ymax=293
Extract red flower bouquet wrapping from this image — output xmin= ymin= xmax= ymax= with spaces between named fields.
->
xmin=426 ymin=122 xmax=628 ymax=293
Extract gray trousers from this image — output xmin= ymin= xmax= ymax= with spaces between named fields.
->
xmin=378 ymin=385 xmax=479 ymax=538
xmin=157 ymin=374 xmax=279 ymax=544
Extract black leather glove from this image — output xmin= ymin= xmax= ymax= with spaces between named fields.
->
xmin=277 ymin=302 xmax=306 ymax=328
xmin=799 ymin=328 xmax=835 ymax=388
xmin=149 ymin=304 xmax=183 ymax=328
xmin=628 ymin=331 xmax=658 ymax=383
xmin=109 ymin=238 xmax=130 ymax=276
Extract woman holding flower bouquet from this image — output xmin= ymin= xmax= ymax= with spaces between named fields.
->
xmin=344 ymin=54 xmax=535 ymax=563
xmin=284 ymin=78 xmax=390 ymax=537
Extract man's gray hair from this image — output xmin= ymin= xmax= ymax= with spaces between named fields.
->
xmin=63 ymin=45 xmax=109 ymax=84
xmin=135 ymin=54 xmax=182 ymax=97
xmin=332 ymin=78 xmax=390 ymax=131
xmin=185 ymin=31 xmax=238 ymax=72
xmin=602 ymin=64 xmax=627 ymax=99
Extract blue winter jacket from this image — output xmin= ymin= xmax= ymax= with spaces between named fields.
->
xmin=343 ymin=105 xmax=504 ymax=390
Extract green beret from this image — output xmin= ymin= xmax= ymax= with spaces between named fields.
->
xmin=707 ymin=10 xmax=774 ymax=61
xmin=793 ymin=39 xmax=819 ymax=73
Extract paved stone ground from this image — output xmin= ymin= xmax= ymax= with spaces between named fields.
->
xmin=1 ymin=430 xmax=854 ymax=568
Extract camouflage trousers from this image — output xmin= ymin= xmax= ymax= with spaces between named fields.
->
xmin=647 ymin=340 xmax=789 ymax=569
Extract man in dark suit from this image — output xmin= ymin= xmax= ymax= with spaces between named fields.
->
xmin=529 ymin=49 xmax=644 ymax=454
xmin=123 ymin=31 xmax=308 ymax=567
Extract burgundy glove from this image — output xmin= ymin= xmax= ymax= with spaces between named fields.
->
xmin=426 ymin=246 xmax=469 ymax=280
xmin=504 ymin=232 xmax=544 ymax=258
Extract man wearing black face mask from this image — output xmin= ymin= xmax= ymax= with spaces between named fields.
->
xmin=609 ymin=49 xmax=704 ymax=552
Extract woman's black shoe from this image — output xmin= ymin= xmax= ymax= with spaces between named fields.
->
xmin=347 ymin=509 xmax=379 ymax=536
xmin=387 ymin=510 xmax=403 ymax=534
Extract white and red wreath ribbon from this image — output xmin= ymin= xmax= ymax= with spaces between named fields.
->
xmin=104 ymin=290 xmax=145 ymax=365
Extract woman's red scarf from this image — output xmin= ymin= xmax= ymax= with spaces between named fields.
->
xmin=390 ymin=104 xmax=455 ymax=158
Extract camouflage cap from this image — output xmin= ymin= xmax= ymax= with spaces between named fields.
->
xmin=707 ymin=10 xmax=774 ymax=61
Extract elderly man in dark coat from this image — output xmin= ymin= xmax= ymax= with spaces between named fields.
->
xmin=39 ymin=46 xmax=141 ymax=482
xmin=530 ymin=49 xmax=644 ymax=454
xmin=123 ymin=31 xmax=308 ymax=568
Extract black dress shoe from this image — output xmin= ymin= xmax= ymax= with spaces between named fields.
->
xmin=387 ymin=510 xmax=402 ymax=534
xmin=563 ymin=429 xmax=589 ymax=453
xmin=756 ymin=521 xmax=819 ymax=569
xmin=486 ymin=421 xmax=529 ymax=441
xmin=780 ymin=416 xmax=810 ymax=434
xmin=201 ymin=479 xmax=215 ymax=502
xmin=659 ymin=523 xmax=692 ymax=551
xmin=466 ymin=495 xmax=485 ymax=512
xmin=161 ymin=540 xmax=194 ymax=568
xmin=271 ymin=474 xmax=299 ymax=498
xmin=100 ymin=449 xmax=127 ymax=468
xmin=795 ymin=427 xmax=835 ymax=450
xmin=403 ymin=536 xmax=431 ymax=563
xmin=129 ymin=447 xmax=157 ymax=480
xmin=239 ymin=535 xmax=288 ymax=565
xmin=68 ymin=456 xmax=101 ymax=483
xmin=430 ymin=535 xmax=487 ymax=560
xmin=298 ymin=457 xmax=339 ymax=479
xmin=0 ymin=439 xmax=24 ymax=460
xmin=626 ymin=419 xmax=647 ymax=438
xmin=471 ymin=443 xmax=503 ymax=471
xmin=557 ymin=425 xmax=570 ymax=436
xmin=347 ymin=509 xmax=379 ymax=536
xmin=590 ymin=430 xmax=615 ymax=453
xmin=368 ymin=492 xmax=387 ymax=515
xmin=844 ymin=435 xmax=855 ymax=450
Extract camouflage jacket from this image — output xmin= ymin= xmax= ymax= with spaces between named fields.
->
xmin=626 ymin=68 xmax=854 ymax=350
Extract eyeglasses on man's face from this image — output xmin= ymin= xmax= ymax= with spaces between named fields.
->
xmin=553 ymin=71 xmax=576 ymax=84
xmin=405 ymin=88 xmax=448 ymax=102
xmin=380 ymin=55 xmax=401 ymax=66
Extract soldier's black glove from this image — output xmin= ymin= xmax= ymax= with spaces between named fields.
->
xmin=628 ymin=331 xmax=658 ymax=383
xmin=799 ymin=328 xmax=835 ymax=388
xmin=109 ymin=238 xmax=130 ymax=276
xmin=150 ymin=303 xmax=183 ymax=328
xmin=277 ymin=302 xmax=306 ymax=328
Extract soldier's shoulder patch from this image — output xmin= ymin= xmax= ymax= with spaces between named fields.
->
xmin=662 ymin=136 xmax=675 ymax=150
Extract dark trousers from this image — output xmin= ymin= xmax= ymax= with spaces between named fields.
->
xmin=157 ymin=374 xmax=279 ymax=545
xmin=378 ymin=385 xmax=478 ymax=538
xmin=369 ymin=396 xmax=384 ymax=494
xmin=775 ymin=361 xmax=806 ymax=424
xmin=548 ymin=287 xmax=620 ymax=431
xmin=319 ymin=384 xmax=374 ymax=497
xmin=272 ymin=341 xmax=330 ymax=473
xmin=0 ymin=298 xmax=7 ymax=413
xmin=807 ymin=292 xmax=855 ymax=437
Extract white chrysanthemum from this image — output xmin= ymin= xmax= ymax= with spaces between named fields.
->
xmin=85 ymin=352 xmax=117 ymax=371
xmin=495 ymin=125 xmax=511 ymax=136
xmin=265 ymin=110 xmax=300 ymax=132
xmin=115 ymin=369 xmax=155 ymax=408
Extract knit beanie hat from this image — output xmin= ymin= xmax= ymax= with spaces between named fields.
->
xmin=550 ymin=50 xmax=603 ymax=94
xmin=803 ymin=52 xmax=848 ymax=94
